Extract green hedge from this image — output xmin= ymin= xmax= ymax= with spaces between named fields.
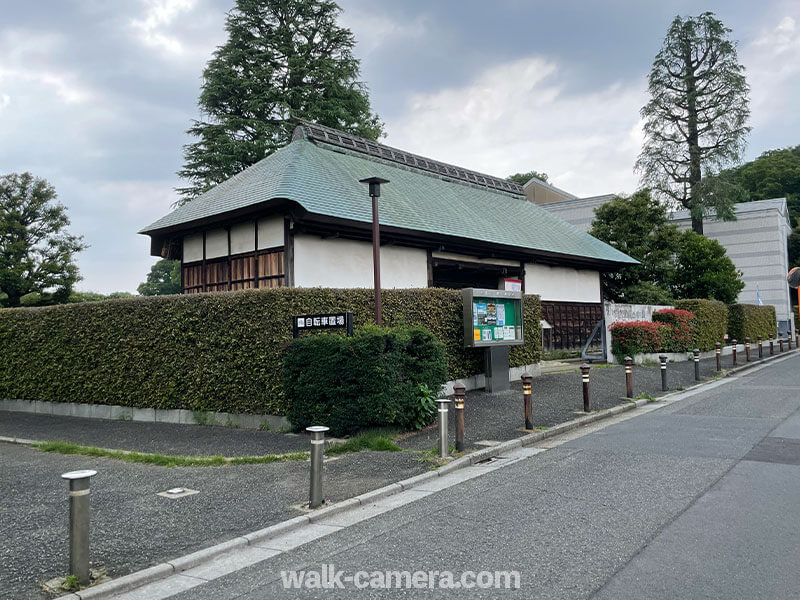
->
xmin=726 ymin=303 xmax=777 ymax=342
xmin=0 ymin=288 xmax=541 ymax=415
xmin=284 ymin=326 xmax=447 ymax=436
xmin=673 ymin=299 xmax=728 ymax=351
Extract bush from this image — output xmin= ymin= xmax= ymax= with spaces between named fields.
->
xmin=652 ymin=309 xmax=695 ymax=352
xmin=609 ymin=321 xmax=666 ymax=357
xmin=283 ymin=326 xmax=447 ymax=436
xmin=0 ymin=288 xmax=541 ymax=415
xmin=673 ymin=299 xmax=728 ymax=350
xmin=727 ymin=303 xmax=777 ymax=341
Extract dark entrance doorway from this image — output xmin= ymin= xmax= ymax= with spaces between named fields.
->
xmin=430 ymin=258 xmax=522 ymax=290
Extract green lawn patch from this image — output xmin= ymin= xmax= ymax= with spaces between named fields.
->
xmin=325 ymin=429 xmax=402 ymax=456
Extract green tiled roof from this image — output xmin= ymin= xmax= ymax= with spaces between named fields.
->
xmin=141 ymin=134 xmax=636 ymax=266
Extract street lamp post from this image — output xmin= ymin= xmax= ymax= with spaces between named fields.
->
xmin=360 ymin=177 xmax=390 ymax=326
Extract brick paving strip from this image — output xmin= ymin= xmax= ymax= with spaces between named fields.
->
xmin=16 ymin=349 xmax=794 ymax=600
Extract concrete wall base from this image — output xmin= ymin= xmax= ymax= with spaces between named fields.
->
xmin=0 ymin=399 xmax=290 ymax=431
xmin=442 ymin=362 xmax=542 ymax=395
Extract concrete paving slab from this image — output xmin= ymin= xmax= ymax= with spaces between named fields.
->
xmin=255 ymin=523 xmax=342 ymax=552
xmin=181 ymin=546 xmax=281 ymax=581
xmin=106 ymin=574 xmax=205 ymax=600
xmin=313 ymin=489 xmax=434 ymax=528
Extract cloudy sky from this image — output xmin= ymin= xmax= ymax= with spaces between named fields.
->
xmin=2 ymin=0 xmax=799 ymax=293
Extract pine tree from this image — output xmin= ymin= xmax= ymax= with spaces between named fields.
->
xmin=636 ymin=12 xmax=750 ymax=234
xmin=177 ymin=0 xmax=384 ymax=204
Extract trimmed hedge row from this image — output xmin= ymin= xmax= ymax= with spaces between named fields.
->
xmin=727 ymin=303 xmax=777 ymax=342
xmin=0 ymin=288 xmax=541 ymax=415
xmin=652 ymin=309 xmax=694 ymax=352
xmin=673 ymin=299 xmax=729 ymax=351
xmin=284 ymin=326 xmax=447 ymax=436
xmin=609 ymin=321 xmax=665 ymax=357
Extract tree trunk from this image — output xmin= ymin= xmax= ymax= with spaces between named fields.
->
xmin=685 ymin=46 xmax=703 ymax=235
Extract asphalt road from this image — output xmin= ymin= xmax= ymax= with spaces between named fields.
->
xmin=164 ymin=353 xmax=800 ymax=599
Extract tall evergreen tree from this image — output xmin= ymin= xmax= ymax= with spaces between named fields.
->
xmin=636 ymin=12 xmax=750 ymax=234
xmin=177 ymin=0 xmax=384 ymax=204
xmin=0 ymin=173 xmax=86 ymax=306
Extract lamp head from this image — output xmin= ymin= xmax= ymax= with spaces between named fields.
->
xmin=359 ymin=177 xmax=390 ymax=197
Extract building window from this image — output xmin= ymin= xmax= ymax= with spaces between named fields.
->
xmin=181 ymin=248 xmax=285 ymax=293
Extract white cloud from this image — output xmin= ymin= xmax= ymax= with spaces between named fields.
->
xmin=386 ymin=57 xmax=646 ymax=198
xmin=130 ymin=0 xmax=198 ymax=55
xmin=742 ymin=7 xmax=800 ymax=130
xmin=338 ymin=9 xmax=428 ymax=55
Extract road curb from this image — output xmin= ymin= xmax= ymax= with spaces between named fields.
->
xmin=30 ymin=348 xmax=800 ymax=599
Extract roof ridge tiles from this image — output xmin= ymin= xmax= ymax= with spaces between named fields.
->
xmin=294 ymin=119 xmax=524 ymax=196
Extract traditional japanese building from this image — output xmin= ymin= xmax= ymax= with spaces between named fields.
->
xmin=140 ymin=121 xmax=636 ymax=347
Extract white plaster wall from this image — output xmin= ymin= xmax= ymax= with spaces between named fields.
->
xmin=258 ymin=216 xmax=284 ymax=249
xmin=293 ymin=235 xmax=428 ymax=288
xmin=205 ymin=228 xmax=228 ymax=259
xmin=183 ymin=233 xmax=203 ymax=263
xmin=431 ymin=251 xmax=519 ymax=267
xmin=230 ymin=222 xmax=255 ymax=255
xmin=524 ymin=263 xmax=601 ymax=302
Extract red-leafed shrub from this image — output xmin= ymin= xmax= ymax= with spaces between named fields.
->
xmin=609 ymin=321 xmax=667 ymax=357
xmin=653 ymin=309 xmax=696 ymax=352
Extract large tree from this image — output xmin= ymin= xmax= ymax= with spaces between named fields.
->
xmin=0 ymin=173 xmax=86 ymax=306
xmin=636 ymin=12 xmax=750 ymax=234
xmin=137 ymin=259 xmax=181 ymax=296
xmin=672 ymin=231 xmax=744 ymax=303
xmin=507 ymin=170 xmax=549 ymax=186
xmin=177 ymin=0 xmax=384 ymax=204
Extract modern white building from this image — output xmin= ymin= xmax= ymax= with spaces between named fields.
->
xmin=140 ymin=121 xmax=637 ymax=349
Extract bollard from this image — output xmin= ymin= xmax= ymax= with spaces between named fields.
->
xmin=758 ymin=336 xmax=763 ymax=359
xmin=307 ymin=426 xmax=329 ymax=509
xmin=693 ymin=348 xmax=700 ymax=381
xmin=436 ymin=398 xmax=451 ymax=458
xmin=453 ymin=382 xmax=466 ymax=452
xmin=732 ymin=339 xmax=738 ymax=366
xmin=624 ymin=356 xmax=633 ymax=399
xmin=779 ymin=334 xmax=784 ymax=352
xmin=62 ymin=470 xmax=97 ymax=586
xmin=745 ymin=337 xmax=751 ymax=362
xmin=716 ymin=342 xmax=722 ymax=371
xmin=796 ymin=333 xmax=799 ymax=349
xmin=789 ymin=333 xmax=793 ymax=350
xmin=581 ymin=363 xmax=591 ymax=412
xmin=770 ymin=333 xmax=774 ymax=356
xmin=659 ymin=355 xmax=668 ymax=391
xmin=521 ymin=373 xmax=533 ymax=430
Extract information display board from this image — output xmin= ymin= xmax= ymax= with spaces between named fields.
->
xmin=462 ymin=288 xmax=524 ymax=348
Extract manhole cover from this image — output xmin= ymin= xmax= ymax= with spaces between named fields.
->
xmin=157 ymin=487 xmax=199 ymax=499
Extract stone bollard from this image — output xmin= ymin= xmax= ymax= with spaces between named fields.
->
xmin=745 ymin=337 xmax=751 ymax=362
xmin=659 ymin=355 xmax=668 ymax=391
xmin=436 ymin=398 xmax=451 ymax=458
xmin=693 ymin=348 xmax=700 ymax=381
xmin=307 ymin=426 xmax=329 ymax=509
xmin=624 ymin=356 xmax=633 ymax=399
xmin=716 ymin=342 xmax=722 ymax=371
xmin=521 ymin=373 xmax=533 ymax=430
xmin=62 ymin=470 xmax=97 ymax=586
xmin=453 ymin=382 xmax=466 ymax=452
xmin=581 ymin=363 xmax=591 ymax=412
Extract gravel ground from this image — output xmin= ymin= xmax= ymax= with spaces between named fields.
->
xmin=0 ymin=443 xmax=430 ymax=600
xmin=0 ymin=413 xmax=310 ymax=456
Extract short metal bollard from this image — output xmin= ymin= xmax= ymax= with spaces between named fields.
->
xmin=307 ymin=426 xmax=329 ymax=509
xmin=436 ymin=398 xmax=451 ymax=458
xmin=581 ymin=363 xmax=591 ymax=412
xmin=745 ymin=337 xmax=751 ymax=362
xmin=62 ymin=470 xmax=97 ymax=586
xmin=732 ymin=339 xmax=737 ymax=366
xmin=770 ymin=333 xmax=774 ymax=355
xmin=521 ymin=373 xmax=533 ymax=430
xmin=789 ymin=333 xmax=793 ymax=350
xmin=659 ymin=355 xmax=668 ymax=391
xmin=779 ymin=334 xmax=784 ymax=352
xmin=624 ymin=356 xmax=633 ymax=399
xmin=715 ymin=342 xmax=722 ymax=371
xmin=758 ymin=336 xmax=763 ymax=359
xmin=453 ymin=382 xmax=466 ymax=452
xmin=693 ymin=348 xmax=700 ymax=381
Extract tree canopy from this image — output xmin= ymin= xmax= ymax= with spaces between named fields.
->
xmin=0 ymin=173 xmax=86 ymax=307
xmin=177 ymin=0 xmax=384 ymax=204
xmin=138 ymin=259 xmax=181 ymax=296
xmin=507 ymin=171 xmax=549 ymax=186
xmin=590 ymin=190 xmax=743 ymax=303
xmin=636 ymin=12 xmax=750 ymax=234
